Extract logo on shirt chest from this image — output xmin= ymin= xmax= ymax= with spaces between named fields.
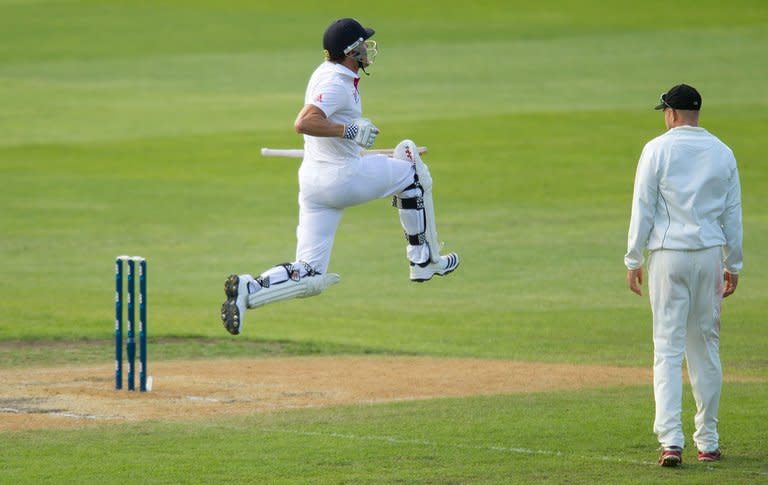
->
xmin=352 ymin=89 xmax=359 ymax=104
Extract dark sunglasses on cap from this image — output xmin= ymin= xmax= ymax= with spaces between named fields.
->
xmin=658 ymin=92 xmax=672 ymax=110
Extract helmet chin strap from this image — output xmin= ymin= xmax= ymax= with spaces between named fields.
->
xmin=359 ymin=63 xmax=370 ymax=76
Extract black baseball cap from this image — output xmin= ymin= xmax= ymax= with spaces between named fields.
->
xmin=323 ymin=18 xmax=375 ymax=60
xmin=655 ymin=84 xmax=702 ymax=110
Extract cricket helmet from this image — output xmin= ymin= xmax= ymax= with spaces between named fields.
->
xmin=323 ymin=18 xmax=375 ymax=62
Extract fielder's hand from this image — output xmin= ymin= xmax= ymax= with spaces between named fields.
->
xmin=343 ymin=118 xmax=379 ymax=148
xmin=723 ymin=271 xmax=738 ymax=298
xmin=627 ymin=267 xmax=643 ymax=296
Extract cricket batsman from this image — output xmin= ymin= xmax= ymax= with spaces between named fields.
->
xmin=220 ymin=18 xmax=460 ymax=335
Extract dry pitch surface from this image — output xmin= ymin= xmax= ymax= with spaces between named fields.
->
xmin=0 ymin=356 xmax=657 ymax=432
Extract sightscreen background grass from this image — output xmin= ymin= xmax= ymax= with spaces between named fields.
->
xmin=1 ymin=0 xmax=767 ymax=483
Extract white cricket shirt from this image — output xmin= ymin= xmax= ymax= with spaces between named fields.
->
xmin=625 ymin=125 xmax=743 ymax=273
xmin=303 ymin=61 xmax=362 ymax=165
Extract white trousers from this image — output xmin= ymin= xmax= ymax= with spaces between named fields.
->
xmin=295 ymin=155 xmax=415 ymax=273
xmin=648 ymin=247 xmax=723 ymax=452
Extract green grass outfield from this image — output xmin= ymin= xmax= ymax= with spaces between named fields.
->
xmin=1 ymin=0 xmax=767 ymax=483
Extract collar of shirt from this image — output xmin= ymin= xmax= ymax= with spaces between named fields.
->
xmin=668 ymin=125 xmax=706 ymax=133
xmin=326 ymin=61 xmax=360 ymax=87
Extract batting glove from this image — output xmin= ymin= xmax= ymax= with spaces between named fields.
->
xmin=343 ymin=118 xmax=379 ymax=149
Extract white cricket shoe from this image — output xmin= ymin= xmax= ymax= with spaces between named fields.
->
xmin=410 ymin=252 xmax=460 ymax=282
xmin=221 ymin=274 xmax=252 ymax=335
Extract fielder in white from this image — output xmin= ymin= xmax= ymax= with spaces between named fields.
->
xmin=625 ymin=84 xmax=743 ymax=467
xmin=221 ymin=18 xmax=459 ymax=335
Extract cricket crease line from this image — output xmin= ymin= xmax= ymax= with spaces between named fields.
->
xmin=261 ymin=428 xmax=643 ymax=464
xmin=0 ymin=407 xmax=99 ymax=420
xmin=260 ymin=428 xmax=768 ymax=476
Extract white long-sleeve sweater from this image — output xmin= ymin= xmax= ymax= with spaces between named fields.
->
xmin=625 ymin=125 xmax=743 ymax=273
